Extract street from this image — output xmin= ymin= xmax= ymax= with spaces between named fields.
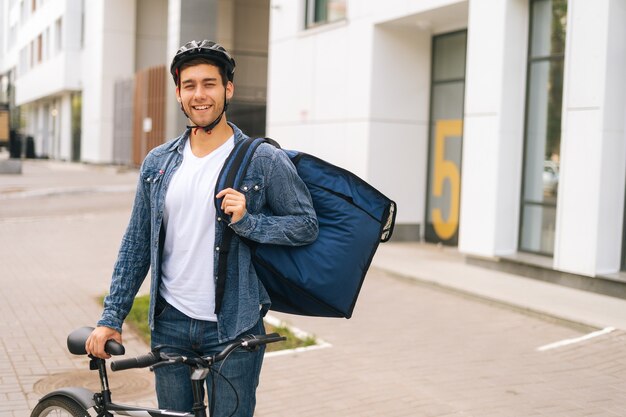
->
xmin=1 ymin=160 xmax=625 ymax=416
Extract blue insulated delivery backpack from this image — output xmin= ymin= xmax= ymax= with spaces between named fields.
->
xmin=214 ymin=138 xmax=396 ymax=318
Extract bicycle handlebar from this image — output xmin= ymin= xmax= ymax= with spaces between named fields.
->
xmin=111 ymin=351 xmax=160 ymax=372
xmin=110 ymin=333 xmax=285 ymax=372
xmin=242 ymin=333 xmax=286 ymax=348
xmin=213 ymin=333 xmax=286 ymax=363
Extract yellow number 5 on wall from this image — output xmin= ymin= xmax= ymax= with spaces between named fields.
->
xmin=431 ymin=119 xmax=463 ymax=241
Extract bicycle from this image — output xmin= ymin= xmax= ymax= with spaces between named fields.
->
xmin=31 ymin=326 xmax=285 ymax=417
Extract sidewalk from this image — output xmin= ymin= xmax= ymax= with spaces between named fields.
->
xmin=2 ymin=159 xmax=626 ymax=416
xmin=0 ymin=158 xmax=137 ymax=199
xmin=372 ymin=242 xmax=626 ymax=332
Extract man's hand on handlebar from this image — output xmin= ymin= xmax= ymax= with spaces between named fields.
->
xmin=86 ymin=326 xmax=122 ymax=359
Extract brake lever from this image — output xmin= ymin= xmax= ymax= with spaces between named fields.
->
xmin=149 ymin=361 xmax=170 ymax=372
xmin=149 ymin=354 xmax=185 ymax=372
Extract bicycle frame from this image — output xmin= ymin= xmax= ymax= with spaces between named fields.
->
xmin=91 ymin=356 xmax=208 ymax=417
xmin=39 ymin=356 xmax=205 ymax=417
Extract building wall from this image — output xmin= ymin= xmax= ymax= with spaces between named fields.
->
xmin=267 ymin=0 xmax=626 ymax=277
xmin=135 ymin=0 xmax=168 ymax=72
xmin=81 ymin=0 xmax=136 ymax=163
xmin=368 ymin=23 xmax=431 ymax=236
xmin=267 ymin=0 xmax=467 ymax=229
xmin=15 ymin=0 xmax=82 ymax=104
xmin=459 ymin=0 xmax=528 ymax=257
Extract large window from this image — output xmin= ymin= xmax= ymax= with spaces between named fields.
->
xmin=425 ymin=31 xmax=467 ymax=246
xmin=519 ymin=0 xmax=567 ymax=255
xmin=305 ymin=0 xmax=346 ymax=28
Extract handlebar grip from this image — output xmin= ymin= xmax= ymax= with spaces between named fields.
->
xmin=111 ymin=352 xmax=159 ymax=372
xmin=245 ymin=333 xmax=286 ymax=348
xmin=105 ymin=339 xmax=125 ymax=356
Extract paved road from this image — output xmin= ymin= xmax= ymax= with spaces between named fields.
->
xmin=1 ymin=160 xmax=626 ymax=416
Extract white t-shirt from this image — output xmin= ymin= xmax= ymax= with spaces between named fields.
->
xmin=160 ymin=135 xmax=235 ymax=321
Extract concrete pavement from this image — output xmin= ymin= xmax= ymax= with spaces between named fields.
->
xmin=372 ymin=242 xmax=626 ymax=332
xmin=2 ymin=159 xmax=626 ymax=416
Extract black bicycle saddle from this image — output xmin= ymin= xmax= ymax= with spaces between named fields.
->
xmin=67 ymin=326 xmax=125 ymax=356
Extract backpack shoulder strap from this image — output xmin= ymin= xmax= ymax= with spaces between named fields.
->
xmin=214 ymin=137 xmax=279 ymax=314
xmin=214 ymin=137 xmax=280 ymax=216
xmin=214 ymin=137 xmax=255 ymax=216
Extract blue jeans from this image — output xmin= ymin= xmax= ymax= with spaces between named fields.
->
xmin=151 ymin=296 xmax=265 ymax=416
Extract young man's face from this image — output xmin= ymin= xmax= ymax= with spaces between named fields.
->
xmin=176 ymin=63 xmax=234 ymax=127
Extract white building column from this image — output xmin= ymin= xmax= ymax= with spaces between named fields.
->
xmin=458 ymin=0 xmax=528 ymax=257
xmin=554 ymin=0 xmax=626 ymax=276
xmin=369 ymin=23 xmax=431 ymax=239
xmin=81 ymin=0 xmax=136 ymax=163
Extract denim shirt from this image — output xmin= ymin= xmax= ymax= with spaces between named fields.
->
xmin=98 ymin=123 xmax=318 ymax=343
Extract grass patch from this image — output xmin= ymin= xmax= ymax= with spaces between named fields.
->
xmin=100 ymin=294 xmax=316 ymax=352
xmin=264 ymin=322 xmax=317 ymax=352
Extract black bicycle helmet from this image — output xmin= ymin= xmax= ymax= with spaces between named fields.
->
xmin=170 ymin=40 xmax=236 ymax=85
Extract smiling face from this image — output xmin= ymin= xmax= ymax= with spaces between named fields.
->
xmin=176 ymin=63 xmax=234 ymax=128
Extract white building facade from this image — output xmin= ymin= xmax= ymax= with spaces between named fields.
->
xmin=1 ymin=0 xmax=84 ymax=160
xmin=266 ymin=0 xmax=626 ymax=283
xmin=0 ymin=0 xmax=269 ymax=163
xmin=1 ymin=0 xmax=158 ymax=162
xmin=3 ymin=0 xmax=626 ymax=289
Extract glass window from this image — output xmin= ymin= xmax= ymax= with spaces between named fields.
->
xmin=55 ymin=17 xmax=62 ymax=54
xmin=432 ymin=34 xmax=467 ymax=81
xmin=519 ymin=0 xmax=567 ymax=255
xmin=425 ymin=31 xmax=467 ymax=246
xmin=37 ymin=34 xmax=42 ymax=64
xmin=305 ymin=0 xmax=346 ymax=28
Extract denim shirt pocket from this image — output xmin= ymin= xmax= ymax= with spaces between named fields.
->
xmin=240 ymin=177 xmax=265 ymax=213
xmin=143 ymin=169 xmax=164 ymax=203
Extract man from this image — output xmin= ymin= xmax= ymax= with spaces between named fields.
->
xmin=86 ymin=40 xmax=318 ymax=415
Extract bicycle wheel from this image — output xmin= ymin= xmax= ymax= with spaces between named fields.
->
xmin=30 ymin=396 xmax=89 ymax=417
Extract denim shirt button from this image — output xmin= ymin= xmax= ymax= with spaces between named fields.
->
xmin=243 ymin=186 xmax=248 ymax=191
xmin=217 ymin=217 xmax=222 ymax=222
xmin=215 ymin=246 xmax=220 ymax=252
xmin=254 ymin=185 xmax=260 ymax=191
